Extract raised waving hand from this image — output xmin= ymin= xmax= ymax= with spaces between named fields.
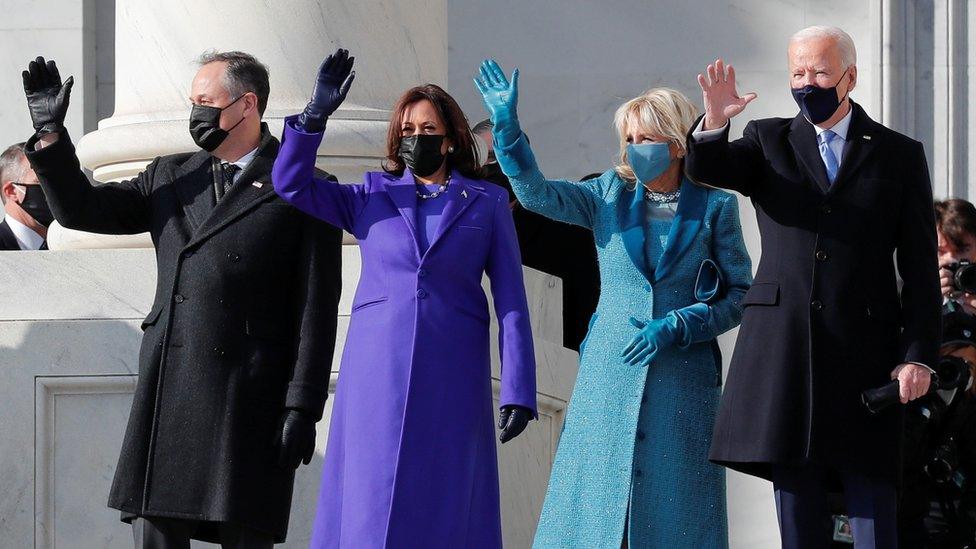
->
xmin=474 ymin=59 xmax=522 ymax=147
xmin=697 ymin=59 xmax=757 ymax=130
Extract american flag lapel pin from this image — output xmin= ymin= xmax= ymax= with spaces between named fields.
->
xmin=252 ymin=181 xmax=265 ymax=188
xmin=461 ymin=189 xmax=468 ymax=199
xmin=862 ymin=135 xmax=871 ymax=140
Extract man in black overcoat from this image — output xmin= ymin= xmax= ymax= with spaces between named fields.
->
xmin=686 ymin=26 xmax=942 ymax=548
xmin=21 ymin=52 xmax=342 ymax=548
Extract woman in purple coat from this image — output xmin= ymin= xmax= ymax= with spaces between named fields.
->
xmin=271 ymin=49 xmax=537 ymax=548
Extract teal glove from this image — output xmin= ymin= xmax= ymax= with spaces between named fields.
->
xmin=473 ymin=59 xmax=522 ymax=147
xmin=621 ymin=315 xmax=683 ymax=367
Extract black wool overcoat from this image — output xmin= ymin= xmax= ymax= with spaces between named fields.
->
xmin=685 ymin=102 xmax=941 ymax=482
xmin=25 ymin=124 xmax=342 ymax=542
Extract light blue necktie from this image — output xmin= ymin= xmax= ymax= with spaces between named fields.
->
xmin=818 ymin=129 xmax=840 ymax=184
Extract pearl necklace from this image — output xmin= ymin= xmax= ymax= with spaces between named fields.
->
xmin=416 ymin=175 xmax=451 ymax=199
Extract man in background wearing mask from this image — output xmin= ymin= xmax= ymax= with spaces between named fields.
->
xmin=686 ymin=26 xmax=941 ymax=548
xmin=0 ymin=142 xmax=52 ymax=250
xmin=20 ymin=52 xmax=342 ymax=548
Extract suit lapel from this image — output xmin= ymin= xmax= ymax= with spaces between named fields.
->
xmin=0 ymin=219 xmax=21 ymax=250
xmin=172 ymin=150 xmax=216 ymax=230
xmin=654 ymin=177 xmax=706 ymax=282
xmin=186 ymin=125 xmax=280 ymax=248
xmin=788 ymin=114 xmax=831 ymax=194
xmin=829 ymin=103 xmax=877 ymax=194
xmin=381 ymin=169 xmax=422 ymax=259
xmin=424 ymin=171 xmax=483 ymax=257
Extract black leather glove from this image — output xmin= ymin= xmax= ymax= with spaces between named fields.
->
xmin=298 ymin=48 xmax=356 ymax=133
xmin=275 ymin=408 xmax=316 ymax=470
xmin=498 ymin=405 xmax=532 ymax=444
xmin=22 ymin=56 xmax=73 ymax=135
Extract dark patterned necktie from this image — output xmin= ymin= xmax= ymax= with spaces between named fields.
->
xmin=217 ymin=162 xmax=241 ymax=201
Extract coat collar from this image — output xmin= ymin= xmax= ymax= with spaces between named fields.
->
xmin=619 ymin=174 xmax=707 ymax=282
xmin=788 ymin=101 xmax=877 ymax=194
xmin=380 ymin=167 xmax=486 ymax=261
xmin=185 ymin=123 xmax=280 ymax=249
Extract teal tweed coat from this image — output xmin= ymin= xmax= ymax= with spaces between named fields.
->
xmin=495 ymin=134 xmax=753 ymax=548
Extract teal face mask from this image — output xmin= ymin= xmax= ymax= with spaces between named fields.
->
xmin=627 ymin=142 xmax=672 ymax=184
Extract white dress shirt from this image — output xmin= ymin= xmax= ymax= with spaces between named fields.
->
xmin=5 ymin=215 xmax=45 ymax=250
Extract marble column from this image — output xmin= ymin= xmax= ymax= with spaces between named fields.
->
xmin=50 ymin=0 xmax=447 ymax=249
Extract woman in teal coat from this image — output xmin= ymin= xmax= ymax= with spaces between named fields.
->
xmin=475 ymin=60 xmax=753 ymax=548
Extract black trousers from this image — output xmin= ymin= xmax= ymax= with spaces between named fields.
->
xmin=131 ymin=516 xmax=273 ymax=549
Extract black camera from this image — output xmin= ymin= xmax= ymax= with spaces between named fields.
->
xmin=947 ymin=260 xmax=976 ymax=295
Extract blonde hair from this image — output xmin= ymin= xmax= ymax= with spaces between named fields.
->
xmin=612 ymin=88 xmax=699 ymax=183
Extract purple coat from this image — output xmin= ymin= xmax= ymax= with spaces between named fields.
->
xmin=272 ymin=117 xmax=537 ymax=548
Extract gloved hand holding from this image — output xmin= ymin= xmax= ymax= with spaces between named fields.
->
xmin=473 ymin=59 xmax=522 ymax=148
xmin=298 ymin=48 xmax=356 ymax=133
xmin=22 ymin=56 xmax=73 ymax=135
xmin=621 ymin=315 xmax=683 ymax=367
xmin=275 ymin=408 xmax=316 ymax=470
xmin=498 ymin=404 xmax=532 ymax=444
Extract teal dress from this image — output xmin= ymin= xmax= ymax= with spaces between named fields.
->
xmin=494 ymin=133 xmax=753 ymax=548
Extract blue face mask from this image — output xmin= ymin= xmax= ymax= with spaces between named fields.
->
xmin=627 ymin=142 xmax=673 ymax=184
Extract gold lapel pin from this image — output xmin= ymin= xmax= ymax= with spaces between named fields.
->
xmin=252 ymin=181 xmax=264 ymax=188
xmin=461 ymin=189 xmax=468 ymax=199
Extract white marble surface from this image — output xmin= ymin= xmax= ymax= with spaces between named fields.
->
xmin=0 ymin=247 xmax=576 ymax=548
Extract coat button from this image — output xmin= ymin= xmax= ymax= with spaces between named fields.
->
xmin=815 ymin=250 xmax=828 ymax=261
xmin=634 ymin=469 xmax=643 ymax=477
xmin=214 ymin=347 xmax=224 ymax=357
xmin=174 ymin=294 xmax=185 ymax=304
xmin=416 ymin=289 xmax=428 ymax=299
xmin=637 ymin=431 xmax=646 ymax=441
xmin=418 ymin=269 xmax=428 ymax=278
xmin=229 ymin=253 xmax=240 ymax=262
xmin=811 ymin=300 xmax=823 ymax=311
xmin=182 ymin=251 xmax=193 ymax=259
xmin=821 ymin=204 xmax=832 ymax=214
xmin=644 ymin=283 xmax=652 ymax=292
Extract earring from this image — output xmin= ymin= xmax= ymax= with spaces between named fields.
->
xmin=448 ymin=146 xmax=455 ymax=153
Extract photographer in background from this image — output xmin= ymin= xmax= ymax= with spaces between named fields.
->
xmin=938 ymin=199 xmax=976 ymax=313
xmin=897 ymin=198 xmax=976 ymax=548
xmin=899 ymin=302 xmax=976 ymax=548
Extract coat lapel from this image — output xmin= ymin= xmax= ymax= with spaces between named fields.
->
xmin=618 ymin=183 xmax=651 ymax=280
xmin=424 ymin=171 xmax=483 ymax=257
xmin=829 ymin=103 xmax=877 ymax=194
xmin=172 ymin=151 xmax=216 ymax=230
xmin=380 ymin=169 xmax=422 ymax=259
xmin=654 ymin=177 xmax=706 ymax=282
xmin=186 ymin=124 xmax=280 ymax=249
xmin=787 ymin=114 xmax=831 ymax=194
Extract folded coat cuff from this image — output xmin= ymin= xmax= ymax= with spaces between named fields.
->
xmin=494 ymin=132 xmax=539 ymax=180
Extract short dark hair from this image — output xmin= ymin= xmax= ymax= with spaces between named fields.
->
xmin=472 ymin=119 xmax=494 ymax=135
xmin=935 ymin=199 xmax=976 ymax=250
xmin=0 ymin=142 xmax=26 ymax=205
xmin=197 ymin=51 xmax=270 ymax=116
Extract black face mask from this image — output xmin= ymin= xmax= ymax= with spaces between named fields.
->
xmin=791 ymin=71 xmax=851 ymax=125
xmin=188 ymin=94 xmax=246 ymax=152
xmin=14 ymin=183 xmax=54 ymax=226
xmin=399 ymin=135 xmax=446 ymax=177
